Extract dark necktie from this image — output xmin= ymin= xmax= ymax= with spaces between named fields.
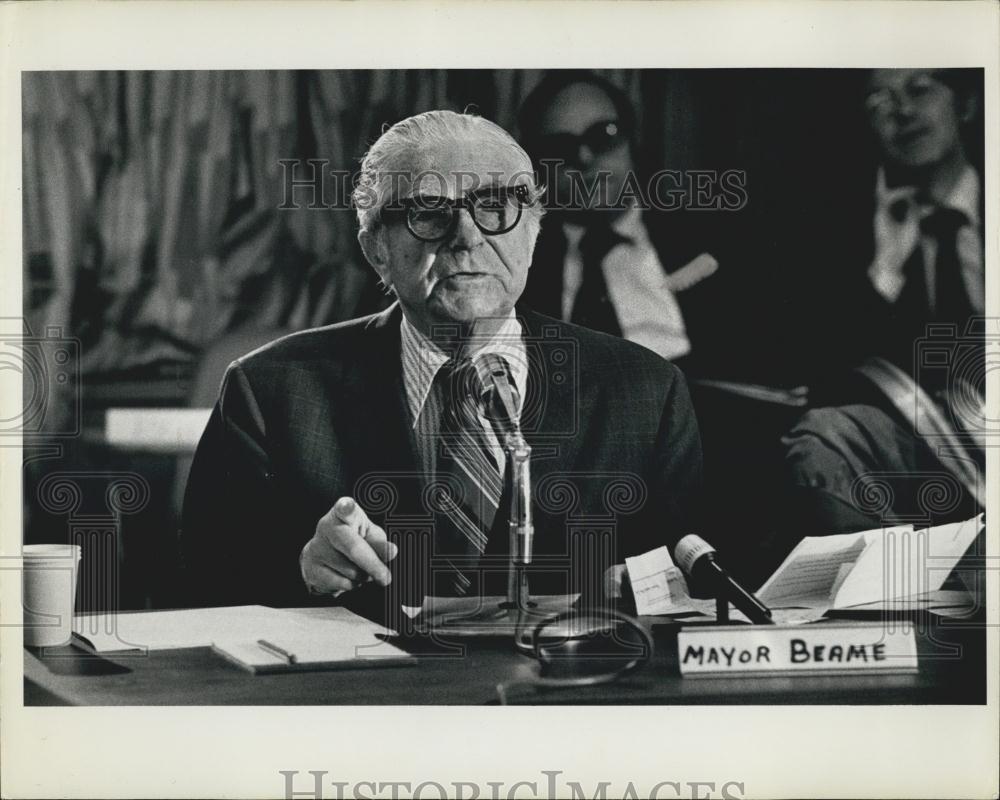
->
xmin=921 ymin=207 xmax=971 ymax=323
xmin=886 ymin=206 xmax=973 ymax=386
xmin=421 ymin=355 xmax=515 ymax=595
xmin=570 ymin=224 xmax=627 ymax=336
xmin=893 ymin=235 xmax=928 ymax=326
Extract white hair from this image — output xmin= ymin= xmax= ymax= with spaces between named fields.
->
xmin=352 ymin=109 xmax=544 ymax=237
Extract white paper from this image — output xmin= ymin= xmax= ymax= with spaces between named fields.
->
xmin=838 ymin=589 xmax=975 ymax=614
xmin=755 ymin=516 xmax=983 ymax=612
xmin=833 ymin=516 xmax=984 ymax=609
xmin=405 ymin=594 xmax=581 ymax=636
xmin=625 ymin=546 xmax=689 ymax=615
xmin=728 ymin=606 xmax=831 ymax=625
xmin=213 ymin=622 xmax=410 ymax=669
xmin=756 ymin=529 xmax=871 ymax=608
xmin=73 ymin=605 xmax=389 ymax=653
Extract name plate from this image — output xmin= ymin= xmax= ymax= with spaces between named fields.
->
xmin=677 ymin=623 xmax=917 ymax=676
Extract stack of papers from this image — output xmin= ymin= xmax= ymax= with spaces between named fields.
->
xmin=407 ymin=595 xmax=581 ymax=636
xmin=620 ymin=515 xmax=983 ymax=622
xmin=622 ymin=549 xmax=833 ymax=625
xmin=757 ymin=515 xmax=984 ymax=614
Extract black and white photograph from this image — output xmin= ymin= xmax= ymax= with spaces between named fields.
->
xmin=2 ymin=2 xmax=997 ymax=799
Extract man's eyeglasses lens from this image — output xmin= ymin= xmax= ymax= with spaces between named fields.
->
xmin=399 ymin=186 xmax=530 ymax=242
xmin=530 ymin=119 xmax=628 ymax=166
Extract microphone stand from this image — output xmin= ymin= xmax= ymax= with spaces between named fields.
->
xmin=481 ymin=366 xmax=548 ymax=650
xmin=503 ymin=428 xmax=556 ymax=656
xmin=504 ymin=431 xmax=534 ymax=612
xmin=485 ymin=375 xmax=536 ymax=614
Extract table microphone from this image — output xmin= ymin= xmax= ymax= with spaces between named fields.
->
xmin=482 ymin=359 xmax=520 ymax=436
xmin=482 ymin=362 xmax=535 ymax=613
xmin=674 ymin=534 xmax=774 ymax=625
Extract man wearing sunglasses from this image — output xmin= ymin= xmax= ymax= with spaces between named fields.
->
xmin=183 ymin=109 xmax=703 ymax=611
xmin=517 ymin=71 xmax=720 ymax=373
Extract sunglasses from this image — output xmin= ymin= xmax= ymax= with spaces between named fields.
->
xmin=384 ymin=184 xmax=533 ymax=243
xmin=527 ymin=119 xmax=630 ymax=166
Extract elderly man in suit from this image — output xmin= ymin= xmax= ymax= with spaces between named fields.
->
xmin=182 ymin=109 xmax=702 ymax=610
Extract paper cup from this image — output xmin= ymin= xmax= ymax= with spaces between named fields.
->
xmin=22 ymin=544 xmax=81 ymax=647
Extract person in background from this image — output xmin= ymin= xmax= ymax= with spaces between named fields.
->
xmin=518 ymin=71 xmax=827 ymax=590
xmin=782 ymin=68 xmax=984 ymax=534
xmin=821 ymin=68 xmax=982 ymax=380
xmin=517 ymin=71 xmax=723 ymax=376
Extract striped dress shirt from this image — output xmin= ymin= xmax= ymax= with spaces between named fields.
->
xmin=399 ymin=310 xmax=528 ymax=478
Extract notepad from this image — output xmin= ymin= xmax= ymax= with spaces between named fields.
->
xmin=212 ymin=630 xmax=416 ymax=674
xmin=72 ymin=605 xmax=300 ymax=654
xmin=72 ymin=605 xmax=398 ymax=656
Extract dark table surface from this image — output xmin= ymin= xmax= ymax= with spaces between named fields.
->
xmin=23 ymin=611 xmax=986 ymax=706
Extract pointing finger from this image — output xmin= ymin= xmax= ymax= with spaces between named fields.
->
xmin=363 ymin=523 xmax=399 ymax=564
xmin=332 ymin=496 xmax=368 ymax=528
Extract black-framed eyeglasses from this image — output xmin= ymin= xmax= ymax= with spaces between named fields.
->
xmin=526 ymin=119 xmax=630 ymax=166
xmin=385 ymin=185 xmax=533 ymax=243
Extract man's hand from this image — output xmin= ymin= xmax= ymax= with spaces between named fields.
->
xmin=300 ymin=497 xmax=398 ymax=596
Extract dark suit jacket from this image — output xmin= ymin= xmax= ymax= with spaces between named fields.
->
xmin=181 ymin=303 xmax=703 ymax=608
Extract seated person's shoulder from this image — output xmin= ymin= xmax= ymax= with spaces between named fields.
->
xmin=233 ymin=310 xmax=387 ymax=379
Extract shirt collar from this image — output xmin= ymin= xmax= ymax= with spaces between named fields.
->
xmin=943 ymin=165 xmax=981 ymax=227
xmin=399 ymin=310 xmax=528 ymax=426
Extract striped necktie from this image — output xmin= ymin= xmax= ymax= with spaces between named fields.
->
xmin=423 ymin=354 xmax=516 ymax=595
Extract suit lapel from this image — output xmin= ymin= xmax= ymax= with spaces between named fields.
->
xmin=516 ymin=307 xmax=587 ymax=477
xmin=347 ymin=304 xmax=422 ymax=478
xmin=479 ymin=308 xmax=590 ymax=562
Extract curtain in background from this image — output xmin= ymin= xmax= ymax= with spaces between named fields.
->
xmin=22 ymin=69 xmax=645 ymax=398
